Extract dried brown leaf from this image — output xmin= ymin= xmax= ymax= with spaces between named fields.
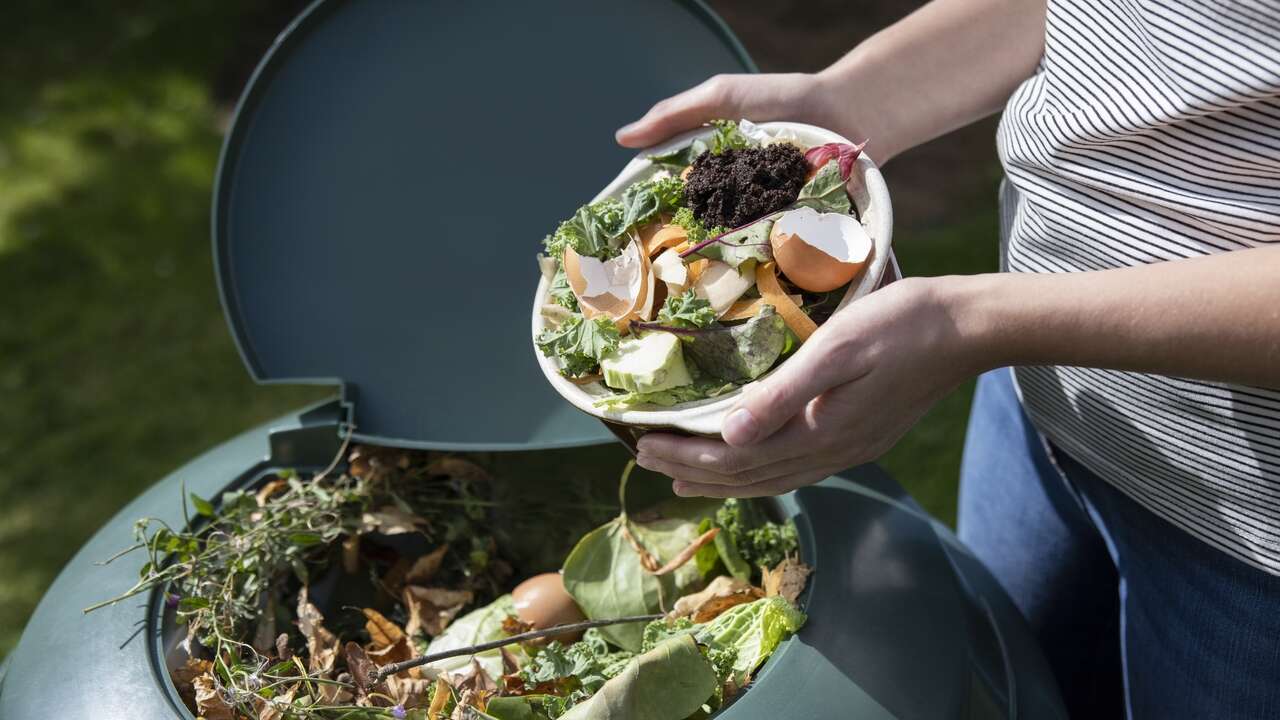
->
xmin=404 ymin=545 xmax=450 ymax=586
xmin=171 ymin=657 xmax=212 ymax=709
xmin=255 ymin=478 xmax=289 ymax=507
xmin=192 ymin=670 xmax=236 ymax=720
xmin=500 ymin=647 xmax=522 ymax=676
xmin=346 ymin=641 xmax=391 ymax=704
xmin=670 ymin=575 xmax=763 ymax=623
xmin=386 ymin=675 xmax=438 ymax=709
xmin=258 ymin=685 xmax=298 ymax=720
xmin=363 ymin=607 xmax=406 ymax=647
xmin=427 ymin=677 xmax=452 ymax=720
xmin=403 ymin=586 xmax=474 ymax=638
xmin=297 ymin=587 xmax=339 ymax=675
xmin=501 ymin=615 xmax=534 ymax=637
xmin=275 ymin=632 xmax=292 ymax=661
xmin=762 ymin=555 xmax=813 ymax=605
xmin=425 ymin=456 xmax=492 ymax=483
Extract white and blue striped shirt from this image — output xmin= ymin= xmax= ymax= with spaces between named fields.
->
xmin=997 ymin=1 xmax=1280 ymax=572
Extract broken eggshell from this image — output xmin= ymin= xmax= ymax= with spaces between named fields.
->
xmin=769 ymin=206 xmax=872 ymax=293
xmin=562 ymin=239 xmax=655 ymax=330
xmin=532 ymin=121 xmax=894 ymax=437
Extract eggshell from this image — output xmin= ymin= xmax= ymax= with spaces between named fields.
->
xmin=512 ymin=572 xmax=587 ymax=642
xmin=563 ymin=238 xmax=652 ymax=331
xmin=769 ymin=207 xmax=872 ymax=292
xmin=692 ymin=260 xmax=754 ymax=316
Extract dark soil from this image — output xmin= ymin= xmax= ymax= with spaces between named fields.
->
xmin=685 ymin=144 xmax=808 ymax=228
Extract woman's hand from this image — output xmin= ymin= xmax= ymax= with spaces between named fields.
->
xmin=616 ymin=73 xmax=853 ymax=150
xmin=635 ymin=277 xmax=987 ymax=497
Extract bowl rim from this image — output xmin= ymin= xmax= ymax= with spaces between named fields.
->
xmin=530 ymin=121 xmax=894 ymax=437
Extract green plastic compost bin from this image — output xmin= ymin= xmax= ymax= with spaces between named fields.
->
xmin=0 ymin=0 xmax=1067 ymax=717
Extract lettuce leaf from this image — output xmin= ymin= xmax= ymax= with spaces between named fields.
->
xmin=695 ymin=596 xmax=805 ymax=683
xmin=592 ymin=380 xmax=736 ymax=410
xmin=423 ymin=594 xmax=522 ymax=679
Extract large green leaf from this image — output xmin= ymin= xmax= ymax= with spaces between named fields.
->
xmin=559 ymin=635 xmax=717 ymax=720
xmin=561 ymin=520 xmax=668 ymax=651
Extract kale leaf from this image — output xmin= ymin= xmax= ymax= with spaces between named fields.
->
xmin=709 ymin=119 xmax=752 ymax=155
xmin=535 ymin=314 xmax=620 ymax=378
xmin=656 ymin=290 xmax=716 ymax=329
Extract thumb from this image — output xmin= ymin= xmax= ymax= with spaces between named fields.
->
xmin=721 ymin=339 xmax=847 ymax=447
xmin=616 ymin=75 xmax=740 ymax=148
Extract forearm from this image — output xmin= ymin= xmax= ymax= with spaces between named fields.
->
xmin=945 ymin=246 xmax=1280 ymax=388
xmin=814 ymin=0 xmax=1046 ymax=163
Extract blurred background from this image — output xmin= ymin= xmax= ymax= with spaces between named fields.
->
xmin=0 ymin=0 xmax=1001 ymax=659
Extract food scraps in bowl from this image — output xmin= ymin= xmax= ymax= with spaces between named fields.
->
xmin=90 ymin=444 xmax=811 ymax=719
xmin=535 ymin=120 xmax=872 ymax=410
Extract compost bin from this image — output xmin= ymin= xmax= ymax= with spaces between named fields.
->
xmin=0 ymin=0 xmax=1066 ymax=717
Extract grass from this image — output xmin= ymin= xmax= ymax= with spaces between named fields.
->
xmin=0 ymin=2 xmax=999 ymax=660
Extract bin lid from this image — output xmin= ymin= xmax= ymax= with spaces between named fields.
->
xmin=213 ymin=0 xmax=754 ymax=450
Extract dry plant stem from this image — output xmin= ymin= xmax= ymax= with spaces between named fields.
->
xmin=372 ymin=614 xmax=664 ymax=682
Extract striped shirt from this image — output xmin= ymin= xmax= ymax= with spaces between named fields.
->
xmin=996 ymin=1 xmax=1280 ymax=572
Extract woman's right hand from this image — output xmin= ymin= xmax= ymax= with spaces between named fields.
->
xmin=615 ymin=73 xmax=851 ymax=149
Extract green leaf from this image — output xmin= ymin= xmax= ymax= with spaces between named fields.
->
xmin=535 ymin=314 xmax=621 ymax=378
xmin=689 ymin=217 xmax=775 ymax=270
xmin=713 ymin=527 xmax=751 ymax=581
xmin=647 ymin=137 xmax=709 ymax=170
xmin=423 ymin=594 xmax=522 ymax=678
xmin=793 ymin=160 xmax=852 ymax=214
xmin=189 ymin=492 xmax=214 ymax=518
xmin=591 ymin=380 xmax=736 ymax=410
xmin=656 ymin=290 xmax=716 ymax=330
xmin=559 ymin=635 xmax=718 ymax=720
xmin=682 ymin=306 xmax=788 ymax=383
xmin=288 ymin=532 xmax=324 ymax=546
xmin=562 ymin=500 xmax=711 ymax=651
xmin=694 ymin=517 xmax=721 ymax=577
xmin=708 ymin=119 xmax=752 ymax=155
xmin=562 ymin=520 xmax=665 ymax=651
xmin=695 ymin=596 xmax=805 ymax=683
xmin=177 ymin=596 xmax=209 ymax=612
xmin=619 ymin=176 xmax=684 ymax=233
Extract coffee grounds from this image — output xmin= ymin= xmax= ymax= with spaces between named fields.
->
xmin=684 ymin=144 xmax=807 ymax=229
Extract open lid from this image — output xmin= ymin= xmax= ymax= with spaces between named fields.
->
xmin=213 ymin=0 xmax=754 ymax=450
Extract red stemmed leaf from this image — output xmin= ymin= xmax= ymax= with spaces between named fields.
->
xmin=803 ymin=140 xmax=868 ymax=181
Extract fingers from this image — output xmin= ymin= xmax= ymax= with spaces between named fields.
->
xmin=637 ymin=450 xmax=826 ymax=490
xmin=673 ymin=469 xmax=831 ymax=499
xmin=615 ymin=75 xmax=739 ymax=148
xmin=636 ymin=414 xmax=816 ymax=478
xmin=721 ymin=334 xmax=856 ymax=447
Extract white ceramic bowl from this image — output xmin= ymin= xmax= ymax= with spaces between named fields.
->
xmin=531 ymin=121 xmax=894 ymax=437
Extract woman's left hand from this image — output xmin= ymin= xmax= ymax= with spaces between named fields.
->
xmin=635 ymin=276 xmax=986 ymax=497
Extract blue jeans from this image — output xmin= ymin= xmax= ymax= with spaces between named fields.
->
xmin=958 ymin=368 xmax=1280 ymax=720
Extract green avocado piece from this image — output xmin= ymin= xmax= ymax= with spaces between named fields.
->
xmin=600 ymin=332 xmax=693 ymax=394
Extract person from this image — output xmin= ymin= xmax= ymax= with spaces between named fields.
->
xmin=618 ymin=1 xmax=1280 ymax=717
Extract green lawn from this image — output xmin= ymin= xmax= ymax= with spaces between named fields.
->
xmin=0 ymin=3 xmax=998 ymax=659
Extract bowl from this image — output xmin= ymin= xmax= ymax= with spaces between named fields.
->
xmin=531 ymin=121 xmax=894 ymax=437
